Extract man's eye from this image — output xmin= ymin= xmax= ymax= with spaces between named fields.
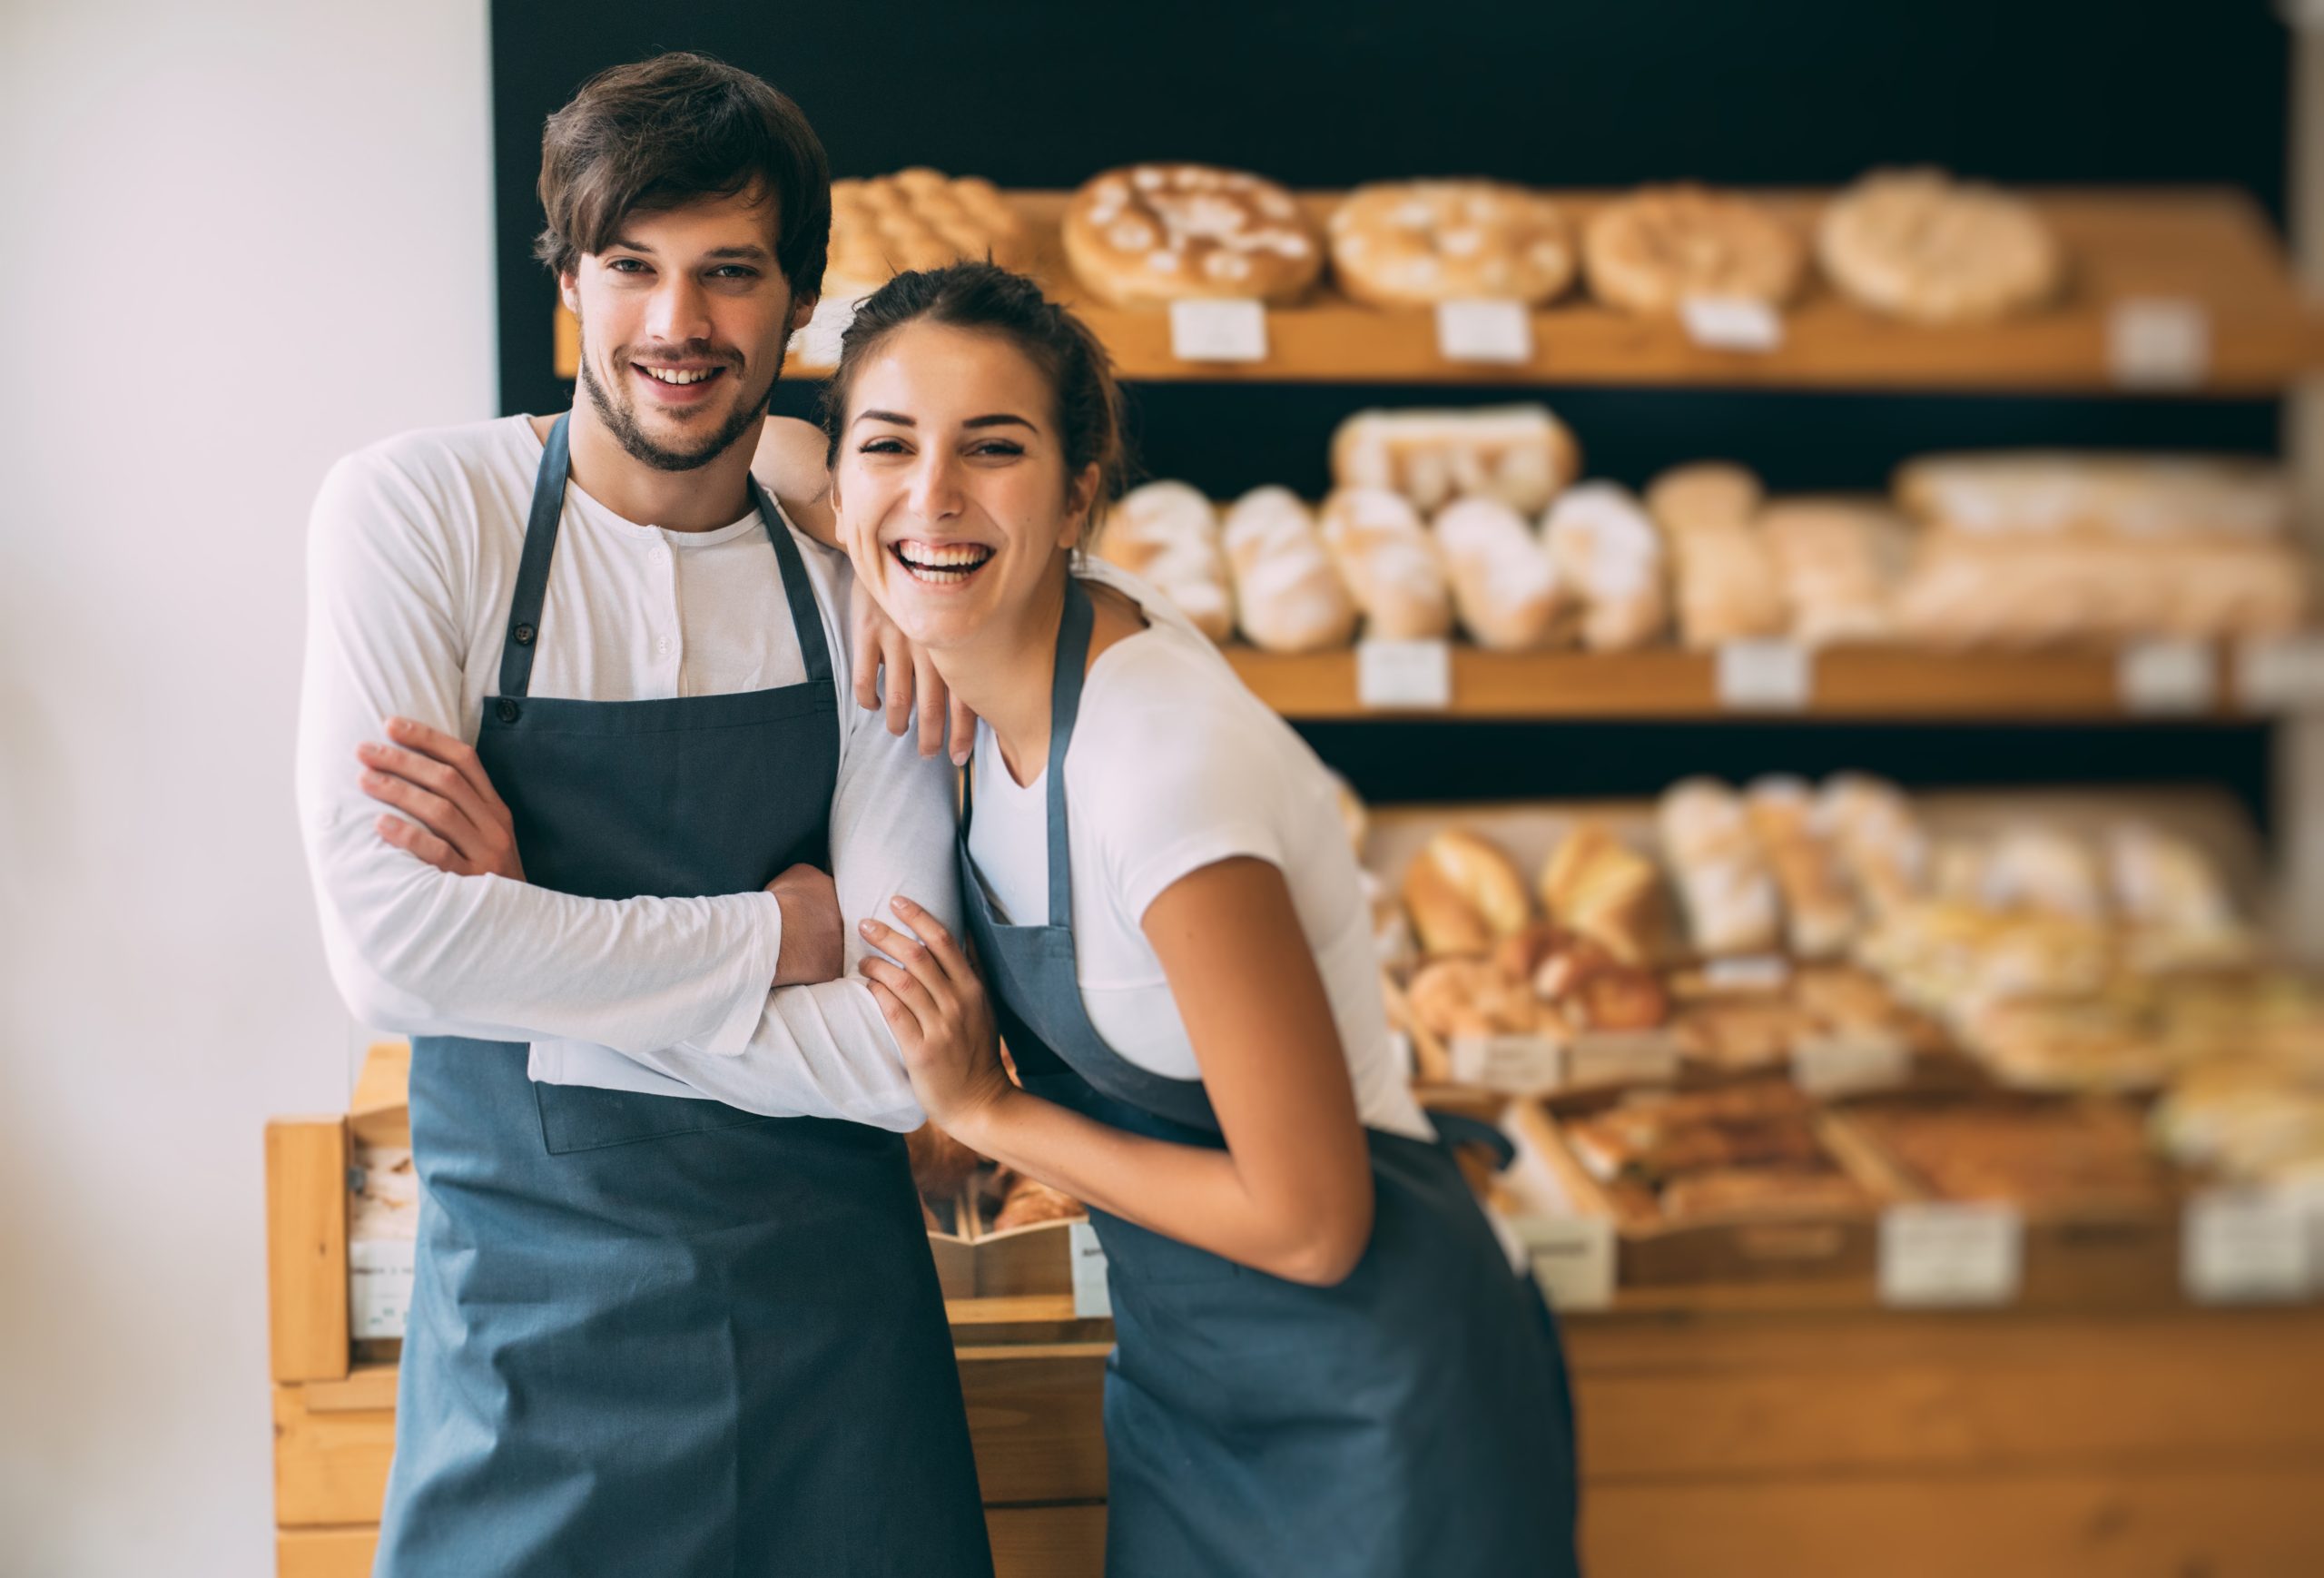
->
xmin=711 ymin=266 xmax=758 ymax=280
xmin=607 ymin=258 xmax=648 ymax=273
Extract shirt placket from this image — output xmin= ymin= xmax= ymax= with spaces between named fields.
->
xmin=648 ymin=530 xmax=683 ymax=697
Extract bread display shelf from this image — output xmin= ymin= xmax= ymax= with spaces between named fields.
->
xmin=1225 ymin=639 xmax=2281 ymax=720
xmin=551 ymin=188 xmax=2323 ymax=393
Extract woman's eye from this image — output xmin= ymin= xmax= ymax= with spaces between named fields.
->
xmin=969 ymin=441 xmax=1025 ymax=459
xmin=858 ymin=438 xmax=908 ymax=456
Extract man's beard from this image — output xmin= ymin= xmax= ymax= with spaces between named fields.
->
xmin=576 ymin=330 xmax=786 ymax=473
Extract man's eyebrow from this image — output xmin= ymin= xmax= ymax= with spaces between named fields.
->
xmin=704 ymin=244 xmax=773 ymax=261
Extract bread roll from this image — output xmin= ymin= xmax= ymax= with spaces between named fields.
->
xmin=1317 ymin=488 xmax=1454 ymax=640
xmin=1331 ymin=405 xmax=1581 ymax=516
xmin=1744 ymin=775 xmax=1858 ymax=958
xmin=1540 ymin=822 xmax=1669 ymax=966
xmin=1981 ymin=827 xmax=2105 ymax=921
xmin=1646 ymin=461 xmax=1765 ymax=542
xmin=1658 ymin=777 xmax=1782 ymax=957
xmin=1102 ymin=481 xmax=1236 ymax=641
xmin=1220 ymin=488 xmax=1357 ymax=653
xmin=1433 ymin=497 xmax=1571 ymax=650
xmin=1063 ymin=163 xmax=1324 ymax=307
xmin=1669 ymin=520 xmax=1788 ymax=648
xmin=1403 ymin=828 xmax=1533 ymax=955
xmin=1817 ymin=774 xmax=1928 ymax=920
xmin=1758 ymin=497 xmax=1910 ymax=646
xmin=1581 ymin=184 xmax=1807 ymax=314
xmin=1818 ymin=168 xmax=2062 ymax=324
xmin=1329 ymin=180 xmax=1576 ymax=306
xmin=991 ymin=1177 xmax=1085 ymax=1231
xmin=825 ymin=170 xmax=1033 ymax=295
xmin=1406 ymin=957 xmax=1545 ymax=1040
xmin=1541 ymin=482 xmax=1670 ymax=650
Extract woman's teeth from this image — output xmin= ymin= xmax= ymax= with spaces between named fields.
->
xmin=893 ymin=541 xmax=994 ymax=584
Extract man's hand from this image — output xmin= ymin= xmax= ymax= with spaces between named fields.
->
xmin=358 ymin=717 xmax=523 ymax=880
xmin=767 ymin=863 xmax=843 ymax=987
xmin=849 ymin=577 xmax=978 ymax=764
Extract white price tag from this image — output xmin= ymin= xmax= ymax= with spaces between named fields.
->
xmin=1880 ymin=1202 xmax=2024 ymax=1307
xmin=1448 ymin=1034 xmax=1565 ymax=1094
xmin=2118 ymin=640 xmax=2217 ymax=715
xmin=1356 ymin=637 xmax=1452 ymax=709
xmin=1791 ymin=1031 xmax=1912 ymax=1098
xmin=1717 ymin=639 xmax=1813 ymax=712
xmin=1705 ymin=953 xmax=1792 ymax=992
xmin=1681 ymin=295 xmax=1786 ymax=353
xmin=2108 ymin=297 xmax=2211 ymax=390
xmin=1068 ymin=1219 xmax=1113 ymax=1318
xmin=1435 ymin=300 xmax=1535 ymax=364
xmin=1522 ymin=1216 xmax=1618 ymax=1311
xmin=2183 ymin=1189 xmax=2311 ymax=1304
xmin=2236 ymin=636 xmax=2324 ymax=713
xmin=1168 ymin=299 xmax=1268 ymax=362
xmin=349 ymin=1238 xmax=416 ymax=1340
xmin=792 ymin=291 xmax=863 ymax=367
xmin=1567 ymin=1031 xmax=1682 ymax=1089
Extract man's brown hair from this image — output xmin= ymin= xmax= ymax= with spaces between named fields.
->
xmin=534 ymin=51 xmax=831 ymax=303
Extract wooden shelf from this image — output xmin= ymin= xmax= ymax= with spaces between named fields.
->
xmin=1224 ymin=640 xmax=2285 ymax=722
xmin=555 ymin=187 xmax=2324 ymax=394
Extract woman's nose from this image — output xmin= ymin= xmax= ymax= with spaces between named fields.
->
xmin=908 ymin=452 xmax=965 ymax=521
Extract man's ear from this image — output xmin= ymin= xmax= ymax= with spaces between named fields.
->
xmin=790 ymin=291 xmax=820 ymax=336
xmin=558 ymin=268 xmax=581 ymax=315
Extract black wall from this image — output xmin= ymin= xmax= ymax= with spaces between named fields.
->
xmin=487 ymin=0 xmax=2294 ymax=821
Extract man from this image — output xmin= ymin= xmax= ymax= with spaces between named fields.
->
xmin=296 ymin=53 xmax=991 ymax=1576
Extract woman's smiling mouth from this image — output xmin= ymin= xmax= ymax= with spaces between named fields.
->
xmin=892 ymin=539 xmax=995 ymax=585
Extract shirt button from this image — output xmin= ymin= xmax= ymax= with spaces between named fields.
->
xmin=656 ymin=636 xmax=675 ymax=656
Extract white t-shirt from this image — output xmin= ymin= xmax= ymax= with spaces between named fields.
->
xmin=967 ymin=567 xmax=1433 ymax=1141
xmin=297 ymin=414 xmax=960 ymax=1130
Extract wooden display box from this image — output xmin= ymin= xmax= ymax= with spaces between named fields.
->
xmin=924 ymin=1182 xmax=1084 ymax=1300
xmin=1511 ymin=1087 xmax=1903 ymax=1291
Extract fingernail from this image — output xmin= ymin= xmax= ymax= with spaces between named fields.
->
xmin=951 ymin=749 xmax=970 ymax=766
xmin=894 ymin=897 xmax=916 ymax=912
xmin=858 ymin=919 xmax=876 ymax=934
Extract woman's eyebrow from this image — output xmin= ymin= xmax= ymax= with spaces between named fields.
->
xmin=962 ymin=414 xmax=1035 ymax=431
xmin=852 ymin=409 xmax=915 ymax=427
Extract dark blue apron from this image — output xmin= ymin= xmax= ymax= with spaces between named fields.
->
xmin=376 ymin=415 xmax=992 ymax=1578
xmin=958 ymin=577 xmax=1581 ymax=1578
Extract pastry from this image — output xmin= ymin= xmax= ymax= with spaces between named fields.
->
xmin=1331 ymin=405 xmax=1581 ymax=516
xmin=1494 ymin=923 xmax=1669 ymax=1031
xmin=1317 ymin=488 xmax=1455 ymax=640
xmin=991 ymin=1177 xmax=1085 ymax=1231
xmin=1062 ymin=163 xmax=1324 ymax=306
xmin=1102 ymin=481 xmax=1236 ymax=641
xmin=1220 ymin=488 xmax=1357 ymax=653
xmin=1433 ymin=497 xmax=1571 ymax=650
xmin=1581 ymin=184 xmax=1807 ymax=314
xmin=1659 ymin=778 xmax=1782 ymax=956
xmin=1758 ymin=497 xmax=1909 ymax=646
xmin=1818 ymin=168 xmax=2063 ymax=324
xmin=824 ymin=170 xmax=1033 ymax=298
xmin=1403 ymin=829 xmax=1534 ymax=956
xmin=2107 ymin=822 xmax=2244 ymax=961
xmin=1980 ymin=827 xmax=2105 ymax=921
xmin=1539 ymin=822 xmax=1669 ymax=966
xmin=1745 ymin=775 xmax=1858 ymax=958
xmin=1541 ymin=482 xmax=1670 ymax=650
xmin=1666 ymin=518 xmax=1788 ymax=648
xmin=1406 ymin=957 xmax=1545 ymax=1040
xmin=1646 ymin=461 xmax=1764 ymax=542
xmin=1328 ymin=180 xmax=1577 ymax=306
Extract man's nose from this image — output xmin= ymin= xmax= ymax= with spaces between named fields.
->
xmin=643 ymin=274 xmax=714 ymax=348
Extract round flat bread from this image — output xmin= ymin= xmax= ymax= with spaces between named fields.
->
xmin=1818 ymin=168 xmax=2062 ymax=324
xmin=1062 ymin=163 xmax=1323 ymax=306
xmin=1581 ymin=184 xmax=1806 ymax=314
xmin=1328 ymin=180 xmax=1575 ymax=307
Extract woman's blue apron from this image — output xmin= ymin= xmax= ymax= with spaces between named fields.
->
xmin=375 ymin=415 xmax=993 ymax=1577
xmin=955 ymin=577 xmax=1581 ymax=1577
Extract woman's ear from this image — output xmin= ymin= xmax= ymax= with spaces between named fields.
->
xmin=1058 ymin=463 xmax=1104 ymax=552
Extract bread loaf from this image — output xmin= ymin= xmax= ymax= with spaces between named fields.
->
xmin=1744 ymin=775 xmax=1858 ymax=958
xmin=1103 ymin=481 xmax=1236 ymax=641
xmin=1541 ymin=482 xmax=1670 ymax=650
xmin=1581 ymin=184 xmax=1806 ymax=314
xmin=1539 ymin=822 xmax=1668 ymax=966
xmin=1331 ymin=405 xmax=1581 ymax=516
xmin=1758 ymin=498 xmax=1909 ymax=646
xmin=825 ymin=170 xmax=1033 ymax=296
xmin=1817 ymin=773 xmax=1928 ymax=919
xmin=1403 ymin=828 xmax=1533 ymax=955
xmin=1668 ymin=520 xmax=1788 ymax=648
xmin=1317 ymin=488 xmax=1454 ymax=640
xmin=1818 ymin=168 xmax=2062 ymax=324
xmin=1658 ymin=777 xmax=1782 ymax=956
xmin=1220 ymin=488 xmax=1357 ymax=653
xmin=1433 ymin=497 xmax=1571 ymax=650
xmin=1646 ymin=461 xmax=1764 ymax=541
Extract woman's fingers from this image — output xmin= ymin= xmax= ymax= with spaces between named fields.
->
xmin=848 ymin=578 xmax=885 ymax=714
xmin=913 ymin=646 xmax=947 ymax=759
xmin=860 ymin=954 xmax=938 ymax=1025
xmin=890 ymin=897 xmax=975 ymax=983
xmin=861 ymin=917 xmax=950 ymax=1000
xmin=947 ymin=691 xmax=978 ymax=768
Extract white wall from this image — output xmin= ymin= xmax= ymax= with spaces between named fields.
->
xmin=0 ymin=3 xmax=496 ymax=1571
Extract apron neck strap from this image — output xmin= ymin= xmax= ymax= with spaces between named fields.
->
xmin=497 ymin=414 xmax=832 ymax=699
xmin=1042 ymin=576 xmax=1095 ymax=926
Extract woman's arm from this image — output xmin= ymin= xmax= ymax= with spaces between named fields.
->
xmin=861 ymin=857 xmax=1377 ymax=1287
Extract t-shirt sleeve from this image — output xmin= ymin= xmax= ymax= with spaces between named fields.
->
xmin=1088 ymin=681 xmax=1294 ymax=926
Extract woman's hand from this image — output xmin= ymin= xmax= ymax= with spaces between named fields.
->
xmin=849 ymin=577 xmax=978 ymax=764
xmin=357 ymin=717 xmax=523 ymax=880
xmin=859 ymin=897 xmax=1014 ymax=1138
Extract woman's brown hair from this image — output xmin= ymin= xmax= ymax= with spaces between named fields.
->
xmin=821 ymin=261 xmax=1128 ymax=541
xmin=534 ymin=51 xmax=831 ymax=304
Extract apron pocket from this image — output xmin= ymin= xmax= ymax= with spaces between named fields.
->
xmin=534 ymin=1080 xmax=780 ymax=1155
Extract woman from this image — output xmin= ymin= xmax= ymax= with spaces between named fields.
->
xmin=804 ymin=261 xmax=1581 ymax=1578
